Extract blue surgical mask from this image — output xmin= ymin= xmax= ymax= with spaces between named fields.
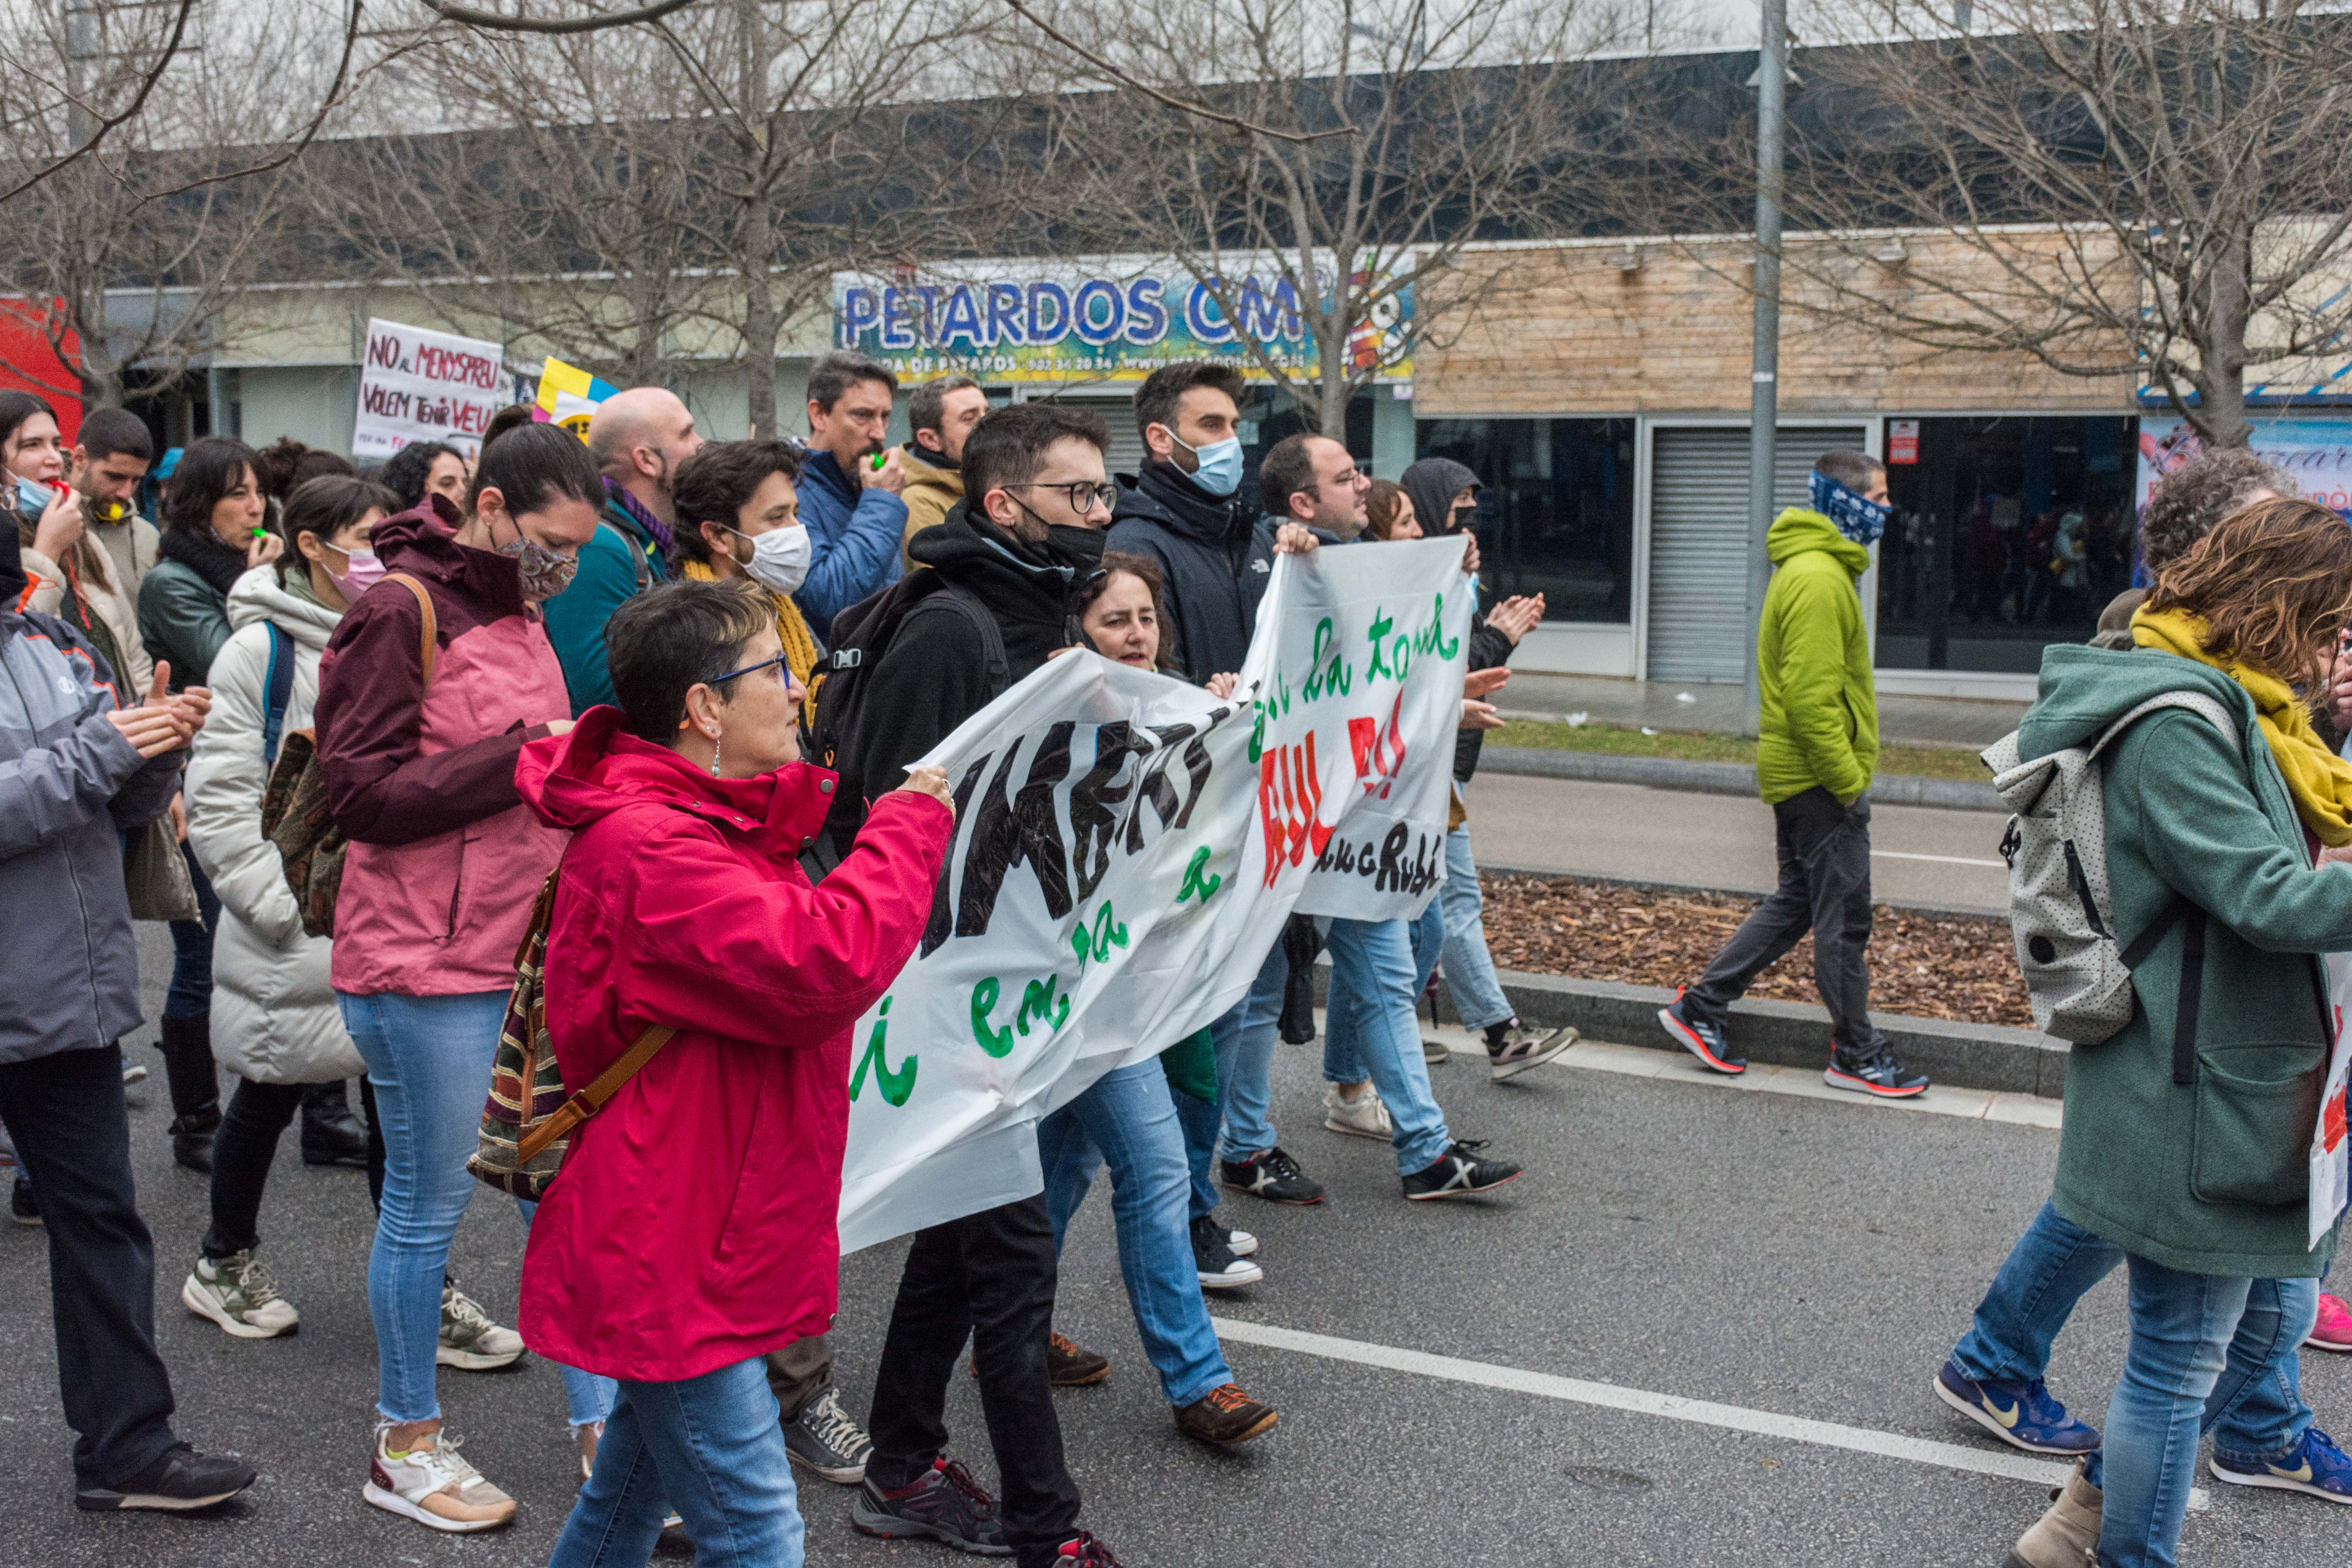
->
xmin=1171 ymin=432 xmax=1244 ymax=498
xmin=1810 ymin=470 xmax=1892 ymax=546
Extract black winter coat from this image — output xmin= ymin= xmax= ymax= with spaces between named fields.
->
xmin=1105 ymin=461 xmax=1277 ymax=686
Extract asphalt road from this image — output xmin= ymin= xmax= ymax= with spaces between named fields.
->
xmin=3 ymin=926 xmax=2344 ymax=1566
xmin=1465 ymin=772 xmax=2014 ymax=915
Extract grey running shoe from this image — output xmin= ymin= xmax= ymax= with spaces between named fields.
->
xmin=785 ymin=1386 xmax=873 ymax=1484
xmin=182 ymin=1248 xmax=300 ymax=1338
xmin=436 ymin=1281 xmax=525 ymax=1370
xmin=1485 ymin=1022 xmax=1577 ymax=1081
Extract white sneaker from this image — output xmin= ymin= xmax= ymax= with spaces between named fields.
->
xmin=1323 ymin=1083 xmax=1393 ymax=1140
xmin=437 ymin=1282 xmax=526 ymax=1370
xmin=181 ymin=1249 xmax=300 ymax=1339
xmin=364 ymin=1426 xmax=517 ymax=1533
xmin=1226 ymin=1227 xmax=1258 ymax=1258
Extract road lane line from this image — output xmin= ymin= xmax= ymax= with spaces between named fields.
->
xmin=1211 ymin=1317 xmax=2204 ymax=1511
xmin=1871 ymin=850 xmax=2006 ymax=867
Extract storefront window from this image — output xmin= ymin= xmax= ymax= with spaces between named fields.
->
xmin=1876 ymin=415 xmax=2138 ymax=673
xmin=1415 ymin=417 xmax=1635 ymax=622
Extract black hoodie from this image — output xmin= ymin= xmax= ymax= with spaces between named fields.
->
xmin=851 ymin=499 xmax=1083 ymax=801
xmin=1105 ymin=459 xmax=1277 ymax=685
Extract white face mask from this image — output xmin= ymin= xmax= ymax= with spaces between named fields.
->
xmin=731 ymin=524 xmax=811 ymax=595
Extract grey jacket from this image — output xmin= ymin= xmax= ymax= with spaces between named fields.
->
xmin=0 ymin=601 xmax=184 ymax=1064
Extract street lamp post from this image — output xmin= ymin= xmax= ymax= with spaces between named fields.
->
xmin=1742 ymin=0 xmax=1788 ymax=737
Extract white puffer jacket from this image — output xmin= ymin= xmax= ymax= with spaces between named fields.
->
xmin=185 ymin=566 xmax=363 ymax=1083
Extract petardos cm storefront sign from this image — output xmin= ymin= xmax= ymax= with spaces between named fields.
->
xmin=829 ymin=254 xmax=1413 ymax=386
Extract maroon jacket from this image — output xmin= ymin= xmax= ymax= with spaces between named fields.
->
xmin=312 ymin=498 xmax=570 ymax=995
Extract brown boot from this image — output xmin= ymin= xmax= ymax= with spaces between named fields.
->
xmin=2005 ymin=1461 xmax=2100 ymax=1568
xmin=1173 ymin=1383 xmax=1279 ymax=1446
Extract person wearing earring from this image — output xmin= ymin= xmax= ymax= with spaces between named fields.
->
xmin=515 ymin=575 xmax=955 ymax=1568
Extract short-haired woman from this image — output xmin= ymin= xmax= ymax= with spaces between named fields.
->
xmin=2001 ymin=496 xmax=2352 ymax=1567
xmin=515 ymin=576 xmax=953 ymax=1568
xmin=180 ymin=475 xmax=395 ymax=1338
xmin=312 ymin=422 xmax=610 ymax=1532
xmin=136 ymin=437 xmax=287 ymax=1172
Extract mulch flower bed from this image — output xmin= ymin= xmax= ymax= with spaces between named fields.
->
xmin=1479 ymin=873 xmax=2034 ymax=1030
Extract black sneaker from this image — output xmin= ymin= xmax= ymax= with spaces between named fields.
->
xmin=1218 ymin=1146 xmax=1324 ymax=1205
xmin=76 ymin=1442 xmax=256 ymax=1512
xmin=1658 ymin=990 xmax=1746 ymax=1074
xmin=782 ymin=1386 xmax=871 ymax=1484
xmin=850 ymin=1457 xmax=1011 ymax=1555
xmin=11 ymin=1174 xmax=37 ymax=1226
xmin=1401 ymin=1140 xmax=1522 ymax=1201
xmin=1190 ymin=1213 xmax=1265 ymax=1290
xmin=1825 ymin=1042 xmax=1929 ymax=1099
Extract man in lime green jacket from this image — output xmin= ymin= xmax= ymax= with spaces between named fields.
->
xmin=1658 ymin=449 xmax=1931 ymax=1098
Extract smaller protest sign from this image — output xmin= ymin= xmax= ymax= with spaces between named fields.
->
xmin=2319 ymin=950 xmax=2352 ymax=1248
xmin=534 ymin=358 xmax=619 ymax=439
xmin=352 ymin=319 xmax=505 ymax=459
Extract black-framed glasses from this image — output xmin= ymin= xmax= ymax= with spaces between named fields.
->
xmin=711 ymin=651 xmax=791 ymax=686
xmin=1008 ymin=480 xmax=1118 ymax=514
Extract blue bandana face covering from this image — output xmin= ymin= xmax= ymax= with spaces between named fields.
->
xmin=1811 ymin=470 xmax=1893 ymax=546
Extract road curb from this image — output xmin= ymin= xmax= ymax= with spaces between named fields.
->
xmin=1315 ymin=962 xmax=2067 ymax=1097
xmin=1477 ymin=744 xmax=2005 ymax=814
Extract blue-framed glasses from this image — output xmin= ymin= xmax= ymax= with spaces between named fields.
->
xmin=711 ymin=651 xmax=791 ymax=686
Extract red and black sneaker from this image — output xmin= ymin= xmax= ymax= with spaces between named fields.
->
xmin=1824 ymin=1042 xmax=1929 ymax=1098
xmin=1056 ymin=1532 xmax=1125 ymax=1565
xmin=1658 ymin=989 xmax=1746 ymax=1075
xmin=1218 ymin=1146 xmax=1324 ymax=1205
xmin=850 ymin=1456 xmax=1011 ymax=1556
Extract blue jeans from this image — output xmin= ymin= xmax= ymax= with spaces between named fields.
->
xmin=548 ymin=1354 xmax=801 ymax=1568
xmin=2091 ymin=1254 xmax=2319 ymax=1568
xmin=164 ymin=842 xmax=220 ymax=1019
xmin=1193 ymin=941 xmax=1287 ymax=1203
xmin=1437 ymin=826 xmax=1512 ymax=1032
xmin=1318 ymin=913 xmax=1453 ymax=1175
xmin=339 ymin=990 xmax=612 ymax=1428
xmin=1951 ymin=1201 xmax=2311 ymax=1466
xmin=1040 ymin=1060 xmax=1232 ymax=1409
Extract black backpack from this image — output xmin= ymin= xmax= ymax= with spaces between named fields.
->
xmin=808 ymin=568 xmax=1007 ymax=873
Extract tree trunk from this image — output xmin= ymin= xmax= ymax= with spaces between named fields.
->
xmin=1318 ymin=318 xmax=1350 ymax=437
xmin=742 ymin=248 xmax=779 ymax=441
xmin=2191 ymin=239 xmax=2253 ymax=450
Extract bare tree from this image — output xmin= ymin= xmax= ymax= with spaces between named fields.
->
xmin=1695 ymin=0 xmax=2352 ymax=451
xmin=0 ymin=0 xmax=375 ymax=410
xmin=1030 ymin=0 xmax=1667 ymax=435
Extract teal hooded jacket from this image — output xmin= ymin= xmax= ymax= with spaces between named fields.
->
xmin=2020 ymin=643 xmax=2347 ymax=1277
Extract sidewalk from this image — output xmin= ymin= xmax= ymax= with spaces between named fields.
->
xmin=1495 ymin=673 xmax=2027 ymax=751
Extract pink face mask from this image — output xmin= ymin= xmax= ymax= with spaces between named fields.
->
xmin=328 ymin=545 xmax=387 ymax=600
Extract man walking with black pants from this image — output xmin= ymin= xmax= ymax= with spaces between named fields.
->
xmin=1659 ymin=448 xmax=1928 ymax=1097
xmin=846 ymin=401 xmax=1125 ymax=1568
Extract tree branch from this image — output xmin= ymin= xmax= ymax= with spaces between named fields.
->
xmin=417 ymin=0 xmax=702 ymax=36
xmin=0 ymin=0 xmax=195 ymax=205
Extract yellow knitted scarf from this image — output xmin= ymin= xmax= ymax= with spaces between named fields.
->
xmin=2131 ymin=605 xmax=2352 ymax=846
xmin=682 ymin=558 xmax=822 ymax=728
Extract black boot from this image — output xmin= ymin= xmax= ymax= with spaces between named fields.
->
xmin=156 ymin=1015 xmax=221 ymax=1174
xmin=300 ymin=1080 xmax=370 ymax=1168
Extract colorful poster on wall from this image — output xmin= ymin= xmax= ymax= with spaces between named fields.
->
xmin=2136 ymin=416 xmax=2352 ymax=519
xmin=829 ymin=254 xmax=1413 ymax=387
xmin=352 ymin=319 xmax=505 ymax=460
xmin=533 ymin=357 xmax=619 ymax=439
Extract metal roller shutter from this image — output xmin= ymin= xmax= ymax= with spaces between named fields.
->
xmin=1022 ymin=393 xmax=1146 ymax=477
xmin=1645 ymin=425 xmax=1864 ymax=683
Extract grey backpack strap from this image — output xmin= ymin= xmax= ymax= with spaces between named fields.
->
xmin=2086 ymin=691 xmax=2240 ymax=762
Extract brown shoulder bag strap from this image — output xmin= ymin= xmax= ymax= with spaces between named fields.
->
xmin=381 ymin=572 xmax=437 ymax=689
xmin=514 ymin=1024 xmax=680 ymax=1163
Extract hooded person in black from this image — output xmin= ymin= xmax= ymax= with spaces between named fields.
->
xmin=1104 ymin=363 xmax=1276 ymax=684
xmin=852 ymin=401 xmax=1127 ymax=1568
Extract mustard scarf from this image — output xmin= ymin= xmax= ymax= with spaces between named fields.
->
xmin=682 ymin=557 xmax=822 ymax=728
xmin=2131 ymin=606 xmax=2352 ymax=846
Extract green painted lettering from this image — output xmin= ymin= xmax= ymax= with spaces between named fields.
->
xmin=971 ymin=977 xmax=1015 ymax=1058
xmin=849 ymin=997 xmax=918 ymax=1106
xmin=1178 ymin=846 xmax=1223 ymax=905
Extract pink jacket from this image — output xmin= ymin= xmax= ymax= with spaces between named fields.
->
xmin=512 ymin=709 xmax=951 ymax=1382
xmin=312 ymin=500 xmax=570 ymax=995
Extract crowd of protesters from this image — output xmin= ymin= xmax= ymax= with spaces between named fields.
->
xmin=3 ymin=360 xmax=2348 ymax=1568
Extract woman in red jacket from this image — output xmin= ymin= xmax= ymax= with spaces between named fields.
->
xmin=515 ymin=576 xmax=953 ymax=1568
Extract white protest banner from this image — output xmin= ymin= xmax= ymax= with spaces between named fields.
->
xmin=836 ymin=537 xmax=1475 ymax=1251
xmin=352 ymin=318 xmax=505 ymax=460
xmin=2316 ymin=955 xmax=2352 ymax=1249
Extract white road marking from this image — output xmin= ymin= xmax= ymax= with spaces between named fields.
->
xmin=1871 ymin=850 xmax=2006 ymax=867
xmin=1212 ymin=1318 xmax=2207 ymax=1509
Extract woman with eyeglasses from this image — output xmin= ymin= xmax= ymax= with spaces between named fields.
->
xmin=517 ymin=575 xmax=953 ymax=1568
xmin=310 ymin=421 xmax=611 ymax=1534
